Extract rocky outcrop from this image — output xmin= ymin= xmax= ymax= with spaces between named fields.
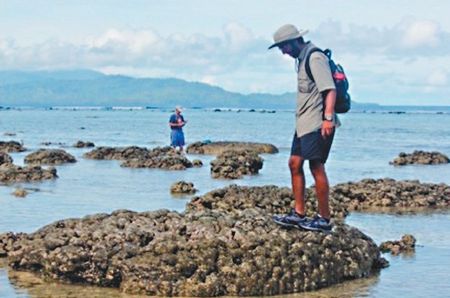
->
xmin=192 ymin=159 xmax=203 ymax=167
xmin=1 ymin=185 xmax=385 ymax=296
xmin=379 ymin=235 xmax=416 ymax=255
xmin=0 ymin=141 xmax=26 ymax=153
xmin=170 ymin=181 xmax=197 ymax=194
xmin=0 ymin=164 xmax=57 ymax=183
xmin=187 ymin=185 xmax=348 ymax=219
xmin=24 ymin=149 xmax=77 ymax=165
xmin=73 ymin=141 xmax=95 ymax=148
xmin=0 ymin=152 xmax=13 ymax=165
xmin=84 ymin=146 xmax=149 ymax=160
xmin=12 ymin=188 xmax=28 ymax=197
xmin=187 ymin=141 xmax=279 ymax=155
xmin=210 ymin=150 xmax=263 ymax=179
xmin=121 ymin=147 xmax=193 ymax=170
xmin=331 ymin=178 xmax=450 ymax=211
xmin=85 ymin=146 xmax=194 ymax=170
xmin=390 ymin=150 xmax=449 ymax=165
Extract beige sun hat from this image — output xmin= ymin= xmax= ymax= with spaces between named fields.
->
xmin=175 ymin=105 xmax=183 ymax=112
xmin=268 ymin=24 xmax=309 ymax=49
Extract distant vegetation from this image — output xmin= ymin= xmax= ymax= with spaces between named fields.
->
xmin=0 ymin=70 xmax=377 ymax=109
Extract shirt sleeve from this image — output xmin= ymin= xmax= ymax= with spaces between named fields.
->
xmin=169 ymin=114 xmax=177 ymax=123
xmin=309 ymin=52 xmax=336 ymax=93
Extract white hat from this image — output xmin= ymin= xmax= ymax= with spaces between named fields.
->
xmin=175 ymin=105 xmax=183 ymax=112
xmin=268 ymin=24 xmax=308 ymax=49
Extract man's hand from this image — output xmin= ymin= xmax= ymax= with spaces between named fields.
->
xmin=321 ymin=120 xmax=334 ymax=138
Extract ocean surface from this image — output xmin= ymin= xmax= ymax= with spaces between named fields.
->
xmin=0 ymin=107 xmax=449 ymax=298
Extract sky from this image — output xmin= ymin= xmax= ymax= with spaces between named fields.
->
xmin=0 ymin=0 xmax=450 ymax=105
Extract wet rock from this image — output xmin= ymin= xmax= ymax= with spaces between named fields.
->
xmin=187 ymin=141 xmax=278 ymax=155
xmin=331 ymin=178 xmax=450 ymax=211
xmin=40 ymin=142 xmax=66 ymax=146
xmin=210 ymin=150 xmax=263 ymax=179
xmin=0 ymin=164 xmax=58 ymax=183
xmin=390 ymin=150 xmax=449 ymax=165
xmin=170 ymin=181 xmax=197 ymax=194
xmin=3 ymin=132 xmax=16 ymax=136
xmin=73 ymin=141 xmax=95 ymax=148
xmin=12 ymin=188 xmax=28 ymax=197
xmin=24 ymin=149 xmax=76 ymax=165
xmin=0 ymin=141 xmax=26 ymax=153
xmin=192 ymin=159 xmax=203 ymax=167
xmin=121 ymin=147 xmax=193 ymax=170
xmin=0 ymin=232 xmax=25 ymax=257
xmin=379 ymin=234 xmax=416 ymax=255
xmin=3 ymin=187 xmax=383 ymax=296
xmin=84 ymin=146 xmax=149 ymax=160
xmin=0 ymin=152 xmax=13 ymax=165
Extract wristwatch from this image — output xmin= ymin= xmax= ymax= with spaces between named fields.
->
xmin=324 ymin=114 xmax=334 ymax=121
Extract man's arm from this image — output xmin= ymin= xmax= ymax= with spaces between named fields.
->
xmin=321 ymin=89 xmax=336 ymax=138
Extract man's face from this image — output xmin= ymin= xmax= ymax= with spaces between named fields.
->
xmin=278 ymin=41 xmax=300 ymax=58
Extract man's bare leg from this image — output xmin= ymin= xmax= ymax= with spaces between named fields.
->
xmin=289 ymin=155 xmax=306 ymax=215
xmin=309 ymin=160 xmax=330 ymax=219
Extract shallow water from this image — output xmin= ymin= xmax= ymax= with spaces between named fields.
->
xmin=0 ymin=108 xmax=449 ymax=297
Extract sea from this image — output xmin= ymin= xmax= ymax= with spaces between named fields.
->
xmin=0 ymin=106 xmax=449 ymax=298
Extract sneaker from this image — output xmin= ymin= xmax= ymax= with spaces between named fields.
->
xmin=299 ymin=215 xmax=332 ymax=232
xmin=272 ymin=209 xmax=310 ymax=229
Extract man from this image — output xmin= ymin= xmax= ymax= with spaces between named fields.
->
xmin=269 ymin=24 xmax=338 ymax=232
xmin=169 ymin=106 xmax=187 ymax=152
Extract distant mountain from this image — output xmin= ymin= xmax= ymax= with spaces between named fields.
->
xmin=0 ymin=69 xmax=378 ymax=109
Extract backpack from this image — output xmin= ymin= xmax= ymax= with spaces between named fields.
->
xmin=305 ymin=48 xmax=351 ymax=113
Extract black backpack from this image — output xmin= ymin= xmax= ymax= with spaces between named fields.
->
xmin=305 ymin=48 xmax=351 ymax=113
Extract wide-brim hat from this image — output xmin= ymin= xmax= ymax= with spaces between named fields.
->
xmin=268 ymin=24 xmax=309 ymax=49
xmin=175 ymin=105 xmax=183 ymax=112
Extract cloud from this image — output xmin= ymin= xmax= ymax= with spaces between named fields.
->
xmin=400 ymin=20 xmax=440 ymax=48
xmin=0 ymin=19 xmax=450 ymax=104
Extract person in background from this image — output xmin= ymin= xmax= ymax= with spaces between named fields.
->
xmin=269 ymin=24 xmax=338 ymax=232
xmin=169 ymin=106 xmax=187 ymax=152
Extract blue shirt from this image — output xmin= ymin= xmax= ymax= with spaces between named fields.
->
xmin=169 ymin=114 xmax=185 ymax=131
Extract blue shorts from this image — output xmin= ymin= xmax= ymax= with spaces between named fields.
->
xmin=170 ymin=129 xmax=185 ymax=147
xmin=291 ymin=129 xmax=334 ymax=163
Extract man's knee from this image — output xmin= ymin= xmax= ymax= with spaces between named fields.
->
xmin=289 ymin=156 xmax=304 ymax=173
xmin=309 ymin=160 xmax=325 ymax=175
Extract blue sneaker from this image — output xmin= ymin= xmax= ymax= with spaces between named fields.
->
xmin=272 ymin=209 xmax=310 ymax=229
xmin=299 ymin=215 xmax=332 ymax=232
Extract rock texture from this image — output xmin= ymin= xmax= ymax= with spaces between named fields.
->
xmin=170 ymin=181 xmax=197 ymax=194
xmin=192 ymin=159 xmax=203 ymax=167
xmin=379 ymin=235 xmax=416 ymax=255
xmin=390 ymin=150 xmax=449 ymax=165
xmin=84 ymin=146 xmax=149 ymax=160
xmin=331 ymin=178 xmax=450 ymax=211
xmin=0 ymin=164 xmax=58 ymax=183
xmin=0 ymin=152 xmax=13 ymax=165
xmin=210 ymin=150 xmax=263 ymax=179
xmin=85 ymin=146 xmax=193 ymax=170
xmin=187 ymin=141 xmax=278 ymax=155
xmin=121 ymin=147 xmax=193 ymax=170
xmin=1 ymin=185 xmax=385 ymax=297
xmin=24 ymin=149 xmax=77 ymax=165
xmin=73 ymin=141 xmax=95 ymax=148
xmin=0 ymin=141 xmax=26 ymax=153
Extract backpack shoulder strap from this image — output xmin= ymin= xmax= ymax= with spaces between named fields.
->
xmin=305 ymin=47 xmax=324 ymax=82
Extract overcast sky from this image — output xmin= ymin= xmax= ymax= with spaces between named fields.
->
xmin=1 ymin=0 xmax=449 ymax=105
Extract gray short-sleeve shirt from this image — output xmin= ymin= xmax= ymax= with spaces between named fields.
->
xmin=295 ymin=42 xmax=336 ymax=138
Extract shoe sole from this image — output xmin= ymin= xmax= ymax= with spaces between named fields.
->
xmin=273 ymin=219 xmax=309 ymax=230
xmin=299 ymin=224 xmax=332 ymax=233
